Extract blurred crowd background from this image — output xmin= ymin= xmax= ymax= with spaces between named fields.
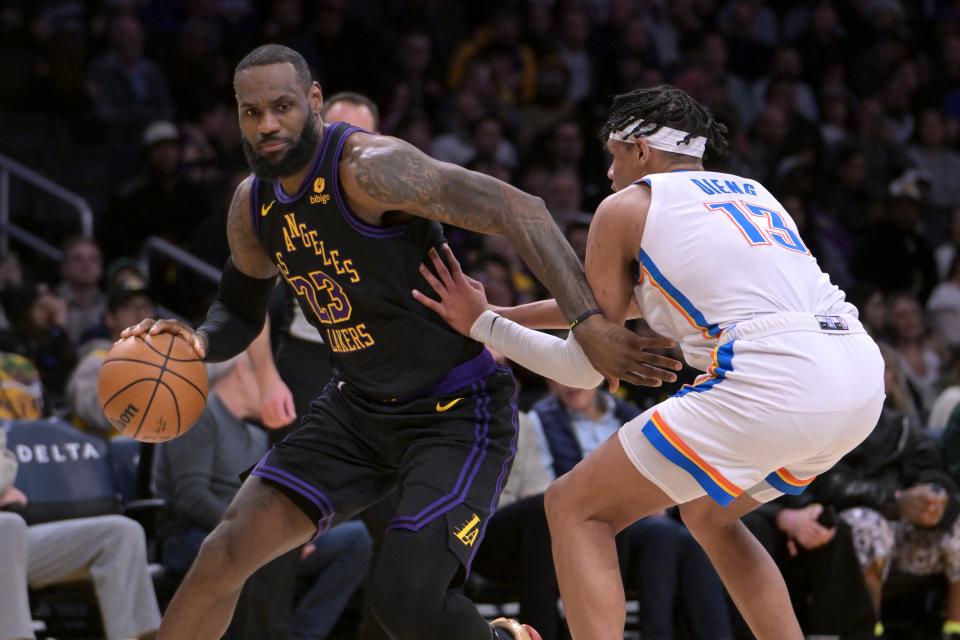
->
xmin=5 ymin=1 xmax=960 ymax=639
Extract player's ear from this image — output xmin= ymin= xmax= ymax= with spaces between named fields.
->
xmin=634 ymin=138 xmax=650 ymax=168
xmin=310 ymin=82 xmax=323 ymax=114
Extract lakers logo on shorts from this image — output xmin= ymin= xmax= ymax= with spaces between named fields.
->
xmin=454 ymin=513 xmax=481 ymax=547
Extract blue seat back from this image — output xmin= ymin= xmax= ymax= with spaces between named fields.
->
xmin=4 ymin=418 xmax=120 ymax=523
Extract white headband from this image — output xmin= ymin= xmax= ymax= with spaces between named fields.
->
xmin=608 ymin=118 xmax=706 ymax=158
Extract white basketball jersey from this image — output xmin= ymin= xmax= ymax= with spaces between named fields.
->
xmin=633 ymin=170 xmax=854 ymax=371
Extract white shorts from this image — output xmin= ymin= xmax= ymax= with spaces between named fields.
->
xmin=619 ymin=312 xmax=885 ymax=507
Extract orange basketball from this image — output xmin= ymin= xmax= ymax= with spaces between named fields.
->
xmin=97 ymin=333 xmax=208 ymax=442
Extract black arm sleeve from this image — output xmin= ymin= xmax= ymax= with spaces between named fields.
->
xmin=196 ymin=258 xmax=276 ymax=362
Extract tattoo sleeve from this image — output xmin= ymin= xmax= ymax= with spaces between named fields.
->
xmin=343 ymin=136 xmax=599 ymax=320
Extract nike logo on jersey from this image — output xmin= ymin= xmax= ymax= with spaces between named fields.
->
xmin=436 ymin=398 xmax=464 ymax=413
xmin=261 ymin=200 xmax=276 ymax=217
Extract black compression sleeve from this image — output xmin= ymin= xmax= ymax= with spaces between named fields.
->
xmin=196 ymin=258 xmax=276 ymax=362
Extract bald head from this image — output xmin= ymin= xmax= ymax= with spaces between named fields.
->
xmin=321 ymin=92 xmax=379 ymax=132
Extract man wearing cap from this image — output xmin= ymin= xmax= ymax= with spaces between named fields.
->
xmin=101 ymin=120 xmax=212 ymax=263
xmin=66 ymin=277 xmax=156 ymax=438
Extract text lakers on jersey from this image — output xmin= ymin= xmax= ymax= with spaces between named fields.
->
xmin=273 ymin=208 xmax=375 ymax=355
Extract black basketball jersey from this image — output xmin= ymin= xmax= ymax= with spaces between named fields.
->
xmin=249 ymin=122 xmax=482 ymax=400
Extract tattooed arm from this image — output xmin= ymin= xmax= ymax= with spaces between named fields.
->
xmin=340 ymin=133 xmax=595 ymax=321
xmin=340 ymin=133 xmax=680 ymax=389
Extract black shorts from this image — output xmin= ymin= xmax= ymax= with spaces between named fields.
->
xmin=250 ymin=349 xmax=518 ymax=575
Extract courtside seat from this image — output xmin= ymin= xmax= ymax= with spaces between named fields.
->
xmin=4 ymin=419 xmax=171 ymax=636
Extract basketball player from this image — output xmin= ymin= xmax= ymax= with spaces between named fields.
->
xmin=122 ymin=45 xmax=679 ymax=640
xmin=414 ymin=85 xmax=885 ymax=639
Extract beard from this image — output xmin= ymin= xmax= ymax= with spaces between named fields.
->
xmin=242 ymin=111 xmax=320 ymax=180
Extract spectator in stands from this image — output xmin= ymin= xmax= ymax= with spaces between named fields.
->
xmin=102 ymin=120 xmax=213 ymax=263
xmin=3 ymin=283 xmax=75 ymax=408
xmin=908 ymin=109 xmax=960 ymax=211
xmin=931 ymin=357 xmax=960 ymax=440
xmin=824 ymin=146 xmax=874 ymax=232
xmin=0 ymin=353 xmax=44 ymax=421
xmin=929 ymin=256 xmax=960 ymax=350
xmin=516 ymin=56 xmax=575 ymax=152
xmin=695 ymin=31 xmax=754 ymax=128
xmin=431 ymin=90 xmax=485 ymax=165
xmin=819 ymin=344 xmax=960 ymax=639
xmin=66 ymin=276 xmax=155 ymax=438
xmin=394 ymin=114 xmax=435 ymax=155
xmin=557 ymin=7 xmax=592 ymax=104
xmin=888 ymin=293 xmax=942 ymax=417
xmin=853 ymin=174 xmax=938 ymax=300
xmin=179 ymin=97 xmax=239 ymax=194
xmin=152 ymin=353 xmax=370 ymax=640
xmin=0 ymin=254 xmax=25 ymax=337
xmin=0 ymin=429 xmax=161 ymax=640
xmin=380 ymin=29 xmax=444 ymax=133
xmin=544 ymin=169 xmax=588 ymax=231
xmin=322 ymin=92 xmax=379 ymax=131
xmin=566 ymin=213 xmax=593 ymax=263
xmin=740 ymin=493 xmax=876 ymax=638
xmin=164 ymin=18 xmax=230 ymax=121
xmin=847 ymin=283 xmax=888 ymax=340
xmin=936 ymin=208 xmax=960 ymax=281
xmin=447 ymin=10 xmax=537 ymax=106
xmin=57 ymin=236 xmax=107 ymax=347
xmin=87 ymin=12 xmax=174 ymax=141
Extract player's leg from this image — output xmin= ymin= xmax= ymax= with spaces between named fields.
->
xmin=544 ymin=434 xmax=677 ymax=640
xmin=678 ymin=493 xmax=803 ymax=640
xmin=367 ymin=523 xmax=493 ymax=640
xmin=158 ymin=477 xmax=315 ymax=640
xmin=363 ymin=364 xmax=527 ymax=639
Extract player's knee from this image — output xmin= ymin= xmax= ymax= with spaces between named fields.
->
xmin=367 ymin=563 xmax=440 ymax=638
xmin=679 ymin=502 xmax=729 ymax=543
xmin=544 ymin=477 xmax=579 ymax=530
xmin=193 ymin=521 xmax=249 ymax=590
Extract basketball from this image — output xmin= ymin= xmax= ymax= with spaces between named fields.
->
xmin=97 ymin=333 xmax=208 ymax=442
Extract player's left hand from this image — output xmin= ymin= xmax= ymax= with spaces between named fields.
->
xmin=413 ymin=245 xmax=489 ymax=336
xmin=573 ymin=315 xmax=682 ymax=391
xmin=259 ymin=377 xmax=296 ymax=429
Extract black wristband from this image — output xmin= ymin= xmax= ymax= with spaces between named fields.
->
xmin=196 ymin=258 xmax=275 ymax=362
xmin=569 ymin=308 xmax=603 ymax=331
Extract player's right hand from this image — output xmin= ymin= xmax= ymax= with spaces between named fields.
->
xmin=573 ymin=314 xmax=681 ymax=391
xmin=120 ymin=318 xmax=207 ymax=359
xmin=413 ymin=245 xmax=490 ymax=336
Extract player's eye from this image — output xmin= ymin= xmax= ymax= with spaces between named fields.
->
xmin=278 ymin=103 xmax=291 ymax=113
xmin=244 ymin=108 xmax=257 ymax=117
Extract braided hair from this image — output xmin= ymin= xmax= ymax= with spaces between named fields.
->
xmin=600 ymin=85 xmax=730 ymax=160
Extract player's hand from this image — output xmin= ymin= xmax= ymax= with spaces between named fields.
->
xmin=120 ymin=318 xmax=207 ymax=359
xmin=572 ymin=314 xmax=681 ymax=391
xmin=899 ymin=484 xmax=947 ymax=527
xmin=413 ymin=245 xmax=489 ymax=336
xmin=259 ymin=377 xmax=296 ymax=429
xmin=776 ymin=504 xmax=836 ymax=555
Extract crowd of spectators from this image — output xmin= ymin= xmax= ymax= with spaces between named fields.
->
xmin=5 ymin=0 xmax=960 ymax=638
